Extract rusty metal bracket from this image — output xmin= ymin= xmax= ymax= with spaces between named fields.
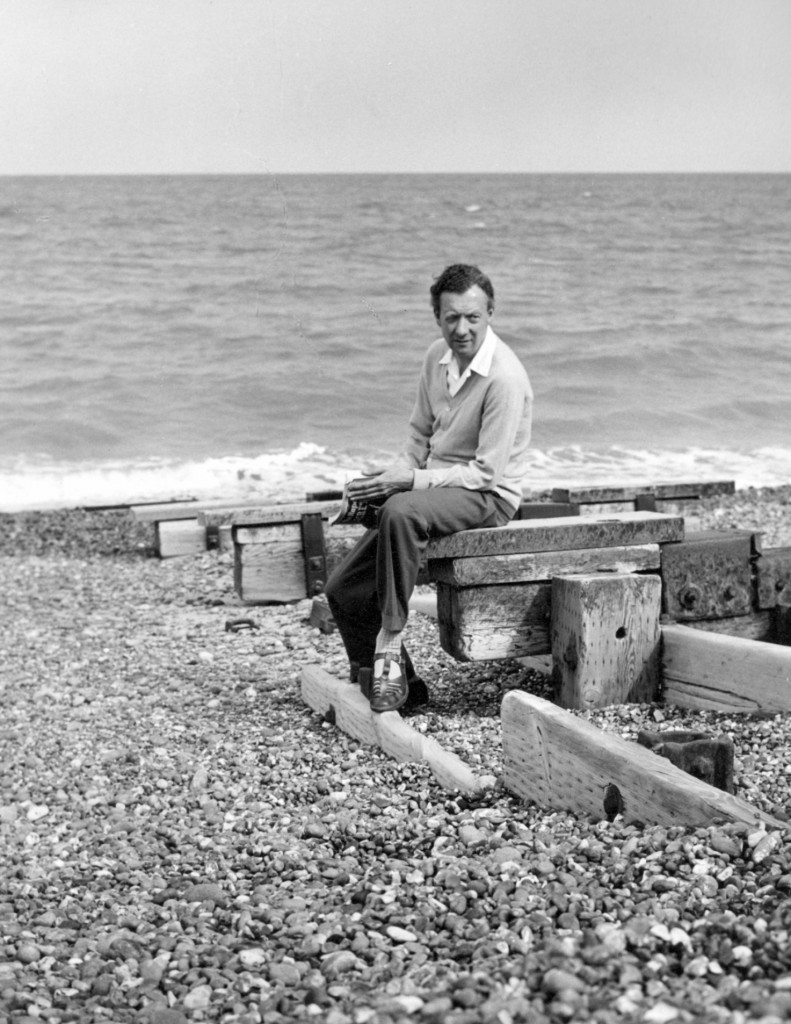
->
xmin=660 ymin=530 xmax=758 ymax=621
xmin=637 ymin=729 xmax=734 ymax=792
xmin=301 ymin=512 xmax=327 ymax=596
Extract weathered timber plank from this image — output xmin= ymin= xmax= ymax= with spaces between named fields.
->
xmin=661 ymin=531 xmax=758 ymax=621
xmin=300 ymin=665 xmax=492 ymax=796
xmin=501 ymin=691 xmax=778 ymax=828
xmin=202 ymin=500 xmax=340 ymax=528
xmin=756 ymin=547 xmax=791 ymax=609
xmin=551 ymin=481 xmax=734 ymax=504
xmin=426 ymin=512 xmax=683 ymax=561
xmin=662 ymin=624 xmax=791 ymax=712
xmin=683 ymin=611 xmax=774 ymax=643
xmin=428 ymin=544 xmax=660 ymax=587
xmin=552 ymin=574 xmax=661 ymax=708
xmin=155 ymin=519 xmax=207 ymax=558
xmin=436 ymin=581 xmax=552 ymax=661
xmin=134 ymin=498 xmax=268 ymax=524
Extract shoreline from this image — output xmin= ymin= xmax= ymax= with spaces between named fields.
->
xmin=2 ymin=486 xmax=791 ymax=1022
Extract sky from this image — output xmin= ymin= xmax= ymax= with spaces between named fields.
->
xmin=1 ymin=0 xmax=790 ymax=175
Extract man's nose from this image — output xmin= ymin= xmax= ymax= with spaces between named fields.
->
xmin=454 ymin=318 xmax=470 ymax=337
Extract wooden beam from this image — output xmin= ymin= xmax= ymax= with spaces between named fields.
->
xmin=501 ymin=691 xmax=780 ymax=829
xmin=201 ymin=500 xmax=340 ymax=529
xmin=551 ymin=481 xmax=734 ymax=504
xmin=300 ymin=665 xmax=493 ymax=796
xmin=552 ymin=573 xmax=661 ymax=708
xmin=436 ymin=581 xmax=552 ymax=661
xmin=662 ymin=624 xmax=791 ymax=712
xmin=133 ymin=498 xmax=268 ymax=524
xmin=428 ymin=543 xmax=660 ymax=587
xmin=427 ymin=512 xmax=683 ymax=561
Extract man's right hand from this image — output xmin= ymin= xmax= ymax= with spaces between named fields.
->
xmin=348 ymin=467 xmax=414 ymax=501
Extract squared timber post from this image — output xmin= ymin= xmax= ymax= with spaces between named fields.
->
xmin=551 ymin=572 xmax=661 ymax=709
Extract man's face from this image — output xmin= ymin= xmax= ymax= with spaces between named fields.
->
xmin=436 ymin=285 xmax=493 ymax=368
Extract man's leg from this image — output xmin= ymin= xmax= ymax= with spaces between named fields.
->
xmin=324 ymin=529 xmax=380 ymax=676
xmin=371 ymin=488 xmax=513 ymax=711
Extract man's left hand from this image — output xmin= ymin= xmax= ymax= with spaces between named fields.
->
xmin=348 ymin=467 xmax=414 ymax=501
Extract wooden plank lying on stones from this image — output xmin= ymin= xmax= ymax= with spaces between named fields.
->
xmin=551 ymin=481 xmax=734 ymax=504
xmin=428 ymin=543 xmax=660 ymax=587
xmin=300 ymin=665 xmax=494 ymax=796
xmin=132 ymin=498 xmax=268 ymax=523
xmin=501 ymin=690 xmax=780 ymax=829
xmin=662 ymin=624 xmax=791 ymax=712
xmin=427 ymin=512 xmax=683 ymax=561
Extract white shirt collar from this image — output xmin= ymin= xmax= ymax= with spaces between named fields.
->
xmin=439 ymin=325 xmax=498 ymax=378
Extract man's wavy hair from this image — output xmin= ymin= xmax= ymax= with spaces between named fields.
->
xmin=430 ymin=264 xmax=494 ymax=317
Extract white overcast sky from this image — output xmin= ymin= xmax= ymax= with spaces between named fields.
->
xmin=2 ymin=0 xmax=789 ymax=174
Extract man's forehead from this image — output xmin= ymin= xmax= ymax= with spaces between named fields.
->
xmin=437 ymin=286 xmax=491 ymax=315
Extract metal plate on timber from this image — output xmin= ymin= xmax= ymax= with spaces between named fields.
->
xmin=301 ymin=512 xmax=327 ymax=596
xmin=661 ymin=530 xmax=756 ymax=621
xmin=756 ymin=547 xmax=791 ymax=609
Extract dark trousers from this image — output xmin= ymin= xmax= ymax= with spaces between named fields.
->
xmin=324 ymin=487 xmax=514 ymax=673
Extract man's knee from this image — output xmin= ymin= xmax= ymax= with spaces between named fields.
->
xmin=379 ymin=492 xmax=428 ymax=537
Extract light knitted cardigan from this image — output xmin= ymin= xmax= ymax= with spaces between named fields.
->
xmin=397 ymin=328 xmax=533 ymax=511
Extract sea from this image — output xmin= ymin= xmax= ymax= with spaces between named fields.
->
xmin=1 ymin=173 xmax=789 ymax=512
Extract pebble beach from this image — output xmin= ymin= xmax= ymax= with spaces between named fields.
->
xmin=2 ymin=488 xmax=791 ymax=1024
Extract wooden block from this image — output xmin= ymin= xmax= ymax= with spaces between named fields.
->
xmin=579 ymin=501 xmax=636 ymax=515
xmin=551 ymin=481 xmax=734 ymax=504
xmin=428 ymin=544 xmax=660 ymax=587
xmin=436 ymin=581 xmax=552 ymax=661
xmin=427 ymin=512 xmax=683 ymax=561
xmin=300 ymin=665 xmax=493 ymax=796
xmin=218 ymin=524 xmax=234 ymax=553
xmin=155 ymin=519 xmax=207 ymax=558
xmin=551 ymin=573 xmax=661 ymax=708
xmin=756 ymin=547 xmax=791 ymax=609
xmin=661 ymin=624 xmax=791 ymax=712
xmin=661 ymin=530 xmax=758 ymax=621
xmin=501 ymin=690 xmax=777 ymax=829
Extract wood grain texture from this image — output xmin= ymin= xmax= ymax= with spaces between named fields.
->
xmin=134 ymin=498 xmax=269 ymax=523
xmin=428 ymin=544 xmax=660 ymax=586
xmin=155 ymin=519 xmax=207 ymax=558
xmin=427 ymin=512 xmax=683 ymax=560
xmin=551 ymin=573 xmax=661 ymax=709
xmin=436 ymin=581 xmax=552 ymax=661
xmin=662 ymin=624 xmax=791 ymax=712
xmin=200 ymin=499 xmax=341 ymax=528
xmin=501 ymin=691 xmax=780 ymax=828
xmin=300 ymin=664 xmax=492 ymax=796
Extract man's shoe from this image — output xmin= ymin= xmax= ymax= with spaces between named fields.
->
xmin=370 ymin=653 xmax=408 ymax=713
